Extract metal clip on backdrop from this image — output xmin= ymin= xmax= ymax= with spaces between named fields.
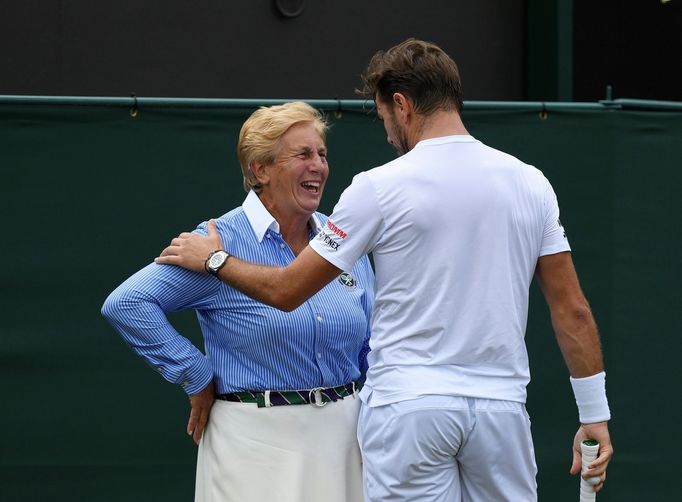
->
xmin=335 ymin=97 xmax=343 ymax=119
xmin=129 ymin=93 xmax=139 ymax=118
xmin=274 ymin=0 xmax=305 ymax=18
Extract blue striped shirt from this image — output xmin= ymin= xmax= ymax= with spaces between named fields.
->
xmin=102 ymin=191 xmax=375 ymax=396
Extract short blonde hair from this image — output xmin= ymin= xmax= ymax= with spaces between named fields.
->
xmin=238 ymin=101 xmax=329 ymax=193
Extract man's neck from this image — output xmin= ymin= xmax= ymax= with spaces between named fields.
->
xmin=410 ymin=110 xmax=469 ymax=148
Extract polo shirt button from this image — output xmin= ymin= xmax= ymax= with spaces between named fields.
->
xmin=316 ymin=353 xmax=322 ymax=359
xmin=316 ymin=315 xmax=322 ymax=322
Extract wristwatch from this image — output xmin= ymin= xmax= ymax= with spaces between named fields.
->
xmin=205 ymin=250 xmax=230 ymax=276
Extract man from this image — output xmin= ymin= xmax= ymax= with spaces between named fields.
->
xmin=156 ymin=38 xmax=613 ymax=501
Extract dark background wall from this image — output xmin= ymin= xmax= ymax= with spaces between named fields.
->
xmin=528 ymin=0 xmax=682 ymax=101
xmin=573 ymin=0 xmax=682 ymax=101
xmin=1 ymin=1 xmax=680 ymax=102
xmin=0 ymin=0 xmax=527 ymax=100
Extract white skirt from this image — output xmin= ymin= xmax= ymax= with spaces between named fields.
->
xmin=195 ymin=395 xmax=364 ymax=502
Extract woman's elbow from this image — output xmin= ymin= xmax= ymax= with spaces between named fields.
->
xmin=101 ymin=287 xmax=141 ymax=322
xmin=101 ymin=291 xmax=122 ymax=321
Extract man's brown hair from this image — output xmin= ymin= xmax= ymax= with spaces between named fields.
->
xmin=358 ymin=38 xmax=464 ymax=114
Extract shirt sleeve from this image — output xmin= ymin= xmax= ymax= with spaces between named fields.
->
xmin=309 ymin=173 xmax=386 ymax=272
xmin=539 ymin=176 xmax=572 ymax=256
xmin=101 ymin=260 xmax=220 ymax=396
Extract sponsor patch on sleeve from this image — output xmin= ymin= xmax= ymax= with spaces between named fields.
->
xmin=315 ymin=220 xmax=348 ymax=252
xmin=326 ymin=220 xmax=347 ymax=239
xmin=316 ymin=231 xmax=341 ymax=251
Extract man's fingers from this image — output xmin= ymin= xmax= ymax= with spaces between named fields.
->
xmin=157 ymin=245 xmax=180 ymax=258
xmin=570 ymin=447 xmax=581 ymax=475
xmin=590 ymin=451 xmax=609 ymax=468
xmin=156 ymin=224 xmax=222 ymax=272
xmin=582 ymin=449 xmax=611 ymax=481
xmin=155 ymin=254 xmax=180 ymax=264
xmin=582 ymin=463 xmax=605 ymax=478
xmin=589 ymin=472 xmax=606 ymax=492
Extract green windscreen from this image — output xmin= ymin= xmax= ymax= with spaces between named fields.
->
xmin=1 ymin=97 xmax=680 ymax=501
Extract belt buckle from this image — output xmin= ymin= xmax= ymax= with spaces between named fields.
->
xmin=308 ymin=387 xmax=328 ymax=407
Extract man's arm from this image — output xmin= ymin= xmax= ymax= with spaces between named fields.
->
xmin=535 ymin=251 xmax=602 ymax=377
xmin=535 ymin=251 xmax=614 ymax=492
xmin=155 ymin=219 xmax=342 ymax=311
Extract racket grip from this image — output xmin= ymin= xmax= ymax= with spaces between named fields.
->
xmin=579 ymin=439 xmax=599 ymax=502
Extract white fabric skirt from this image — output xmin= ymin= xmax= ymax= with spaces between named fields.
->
xmin=195 ymin=395 xmax=364 ymax=502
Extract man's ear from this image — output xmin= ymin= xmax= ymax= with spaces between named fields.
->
xmin=392 ymin=92 xmax=413 ymax=120
xmin=251 ymin=161 xmax=270 ymax=186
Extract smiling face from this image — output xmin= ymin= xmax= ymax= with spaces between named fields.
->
xmin=257 ymin=121 xmax=329 ymax=222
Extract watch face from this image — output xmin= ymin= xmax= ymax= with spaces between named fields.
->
xmin=209 ymin=252 xmax=226 ymax=269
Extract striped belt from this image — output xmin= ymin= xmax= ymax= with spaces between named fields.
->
xmin=216 ymin=381 xmax=362 ymax=408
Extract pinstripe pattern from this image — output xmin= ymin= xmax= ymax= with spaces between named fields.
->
xmin=102 ymin=192 xmax=374 ymax=396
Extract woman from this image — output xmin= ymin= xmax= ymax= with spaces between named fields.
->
xmin=102 ymin=102 xmax=374 ymax=502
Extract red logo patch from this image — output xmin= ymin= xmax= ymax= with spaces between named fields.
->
xmin=326 ymin=220 xmax=347 ymax=239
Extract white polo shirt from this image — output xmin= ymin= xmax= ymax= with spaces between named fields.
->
xmin=309 ymin=135 xmax=570 ymax=406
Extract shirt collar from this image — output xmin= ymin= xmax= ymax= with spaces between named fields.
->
xmin=242 ymin=190 xmax=323 ymax=242
xmin=415 ymin=134 xmax=477 ymax=148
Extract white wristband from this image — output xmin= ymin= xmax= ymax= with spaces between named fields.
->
xmin=570 ymin=371 xmax=611 ymax=423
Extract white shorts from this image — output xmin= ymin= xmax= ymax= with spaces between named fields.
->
xmin=195 ymin=395 xmax=363 ymax=502
xmin=358 ymin=395 xmax=537 ymax=502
